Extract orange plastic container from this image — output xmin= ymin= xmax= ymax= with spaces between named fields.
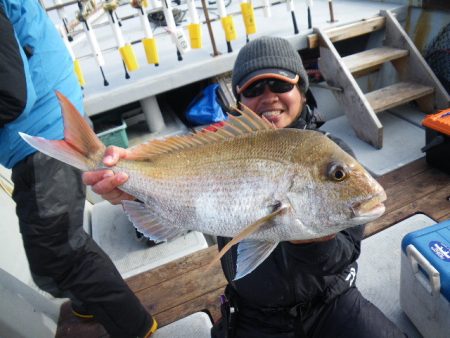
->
xmin=422 ymin=108 xmax=450 ymax=136
xmin=422 ymin=108 xmax=450 ymax=173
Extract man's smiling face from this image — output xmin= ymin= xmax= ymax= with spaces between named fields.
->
xmin=240 ymin=81 xmax=305 ymax=129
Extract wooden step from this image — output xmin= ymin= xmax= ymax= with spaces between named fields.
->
xmin=342 ymin=47 xmax=409 ymax=75
xmin=308 ymin=16 xmax=385 ymax=48
xmin=366 ymin=82 xmax=434 ymax=113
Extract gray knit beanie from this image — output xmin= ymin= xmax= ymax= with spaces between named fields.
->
xmin=231 ymin=36 xmax=309 ymax=98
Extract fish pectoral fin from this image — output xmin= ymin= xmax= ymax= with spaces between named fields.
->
xmin=208 ymin=204 xmax=288 ymax=270
xmin=122 ymin=200 xmax=184 ymax=242
xmin=234 ymin=240 xmax=279 ymax=280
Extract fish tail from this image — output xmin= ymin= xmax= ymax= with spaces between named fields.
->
xmin=19 ymin=91 xmax=105 ymax=171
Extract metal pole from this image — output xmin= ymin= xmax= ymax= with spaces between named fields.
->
xmin=200 ymin=0 xmax=220 ymax=57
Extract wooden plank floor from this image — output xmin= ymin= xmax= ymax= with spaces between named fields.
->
xmin=364 ymin=158 xmax=450 ymax=236
xmin=56 ymin=157 xmax=450 ymax=337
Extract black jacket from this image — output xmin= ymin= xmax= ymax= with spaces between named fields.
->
xmin=218 ymin=226 xmax=362 ymax=333
xmin=0 ymin=3 xmax=27 ymax=128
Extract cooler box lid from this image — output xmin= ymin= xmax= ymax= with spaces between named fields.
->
xmin=422 ymin=109 xmax=450 ymax=136
xmin=402 ymin=219 xmax=450 ymax=301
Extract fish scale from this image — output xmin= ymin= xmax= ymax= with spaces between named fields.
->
xmin=119 ymin=156 xmax=292 ymax=238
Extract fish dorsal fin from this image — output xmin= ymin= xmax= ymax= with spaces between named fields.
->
xmin=207 ymin=203 xmax=288 ymax=271
xmin=126 ymin=104 xmax=274 ymax=160
xmin=235 ymin=240 xmax=279 ymax=280
xmin=122 ymin=200 xmax=185 ymax=242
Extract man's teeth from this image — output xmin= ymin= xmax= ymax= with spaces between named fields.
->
xmin=262 ymin=111 xmax=281 ymax=117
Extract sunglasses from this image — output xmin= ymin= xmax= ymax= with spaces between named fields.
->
xmin=241 ymin=79 xmax=295 ymax=98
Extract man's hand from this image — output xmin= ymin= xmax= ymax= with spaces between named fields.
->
xmin=289 ymin=234 xmax=336 ymax=244
xmin=82 ymin=146 xmax=135 ymax=204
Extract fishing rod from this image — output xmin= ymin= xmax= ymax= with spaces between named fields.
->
xmin=53 ymin=0 xmax=73 ymax=41
xmin=199 ymin=0 xmax=220 ymax=56
xmin=76 ymin=0 xmax=109 ymax=86
xmin=103 ymin=0 xmax=139 ymax=78
xmin=216 ymin=0 xmax=236 ymax=52
xmin=262 ymin=0 xmax=271 ymax=18
xmin=186 ymin=0 xmax=202 ymax=49
xmin=306 ymin=0 xmax=312 ymax=29
xmin=286 ymin=0 xmax=299 ymax=34
xmin=161 ymin=0 xmax=190 ymax=61
xmin=148 ymin=0 xmax=161 ymax=10
xmin=240 ymin=0 xmax=256 ymax=42
xmin=328 ymin=0 xmax=336 ymax=23
xmin=57 ymin=24 xmax=86 ymax=87
xmin=131 ymin=0 xmax=160 ymax=66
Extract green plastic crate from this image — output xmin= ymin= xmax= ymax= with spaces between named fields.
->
xmin=96 ymin=120 xmax=129 ymax=148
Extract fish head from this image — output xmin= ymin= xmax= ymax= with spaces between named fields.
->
xmin=285 ymin=131 xmax=386 ymax=238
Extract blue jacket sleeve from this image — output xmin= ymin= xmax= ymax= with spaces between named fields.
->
xmin=0 ymin=1 xmax=36 ymax=128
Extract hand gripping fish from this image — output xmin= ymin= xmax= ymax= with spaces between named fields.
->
xmin=20 ymin=92 xmax=387 ymax=280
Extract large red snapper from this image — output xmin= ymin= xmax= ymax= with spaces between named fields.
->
xmin=20 ymin=92 xmax=386 ymax=279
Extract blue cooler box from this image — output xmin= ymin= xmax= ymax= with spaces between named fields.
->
xmin=400 ymin=219 xmax=450 ymax=338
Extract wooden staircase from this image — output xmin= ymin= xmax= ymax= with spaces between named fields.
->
xmin=311 ymin=10 xmax=449 ymax=149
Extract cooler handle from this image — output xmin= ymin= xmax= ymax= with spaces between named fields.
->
xmin=406 ymin=244 xmax=441 ymax=297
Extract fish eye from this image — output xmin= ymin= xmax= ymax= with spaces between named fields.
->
xmin=327 ymin=162 xmax=348 ymax=182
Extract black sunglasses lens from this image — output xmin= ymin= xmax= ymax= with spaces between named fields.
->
xmin=242 ymin=81 xmax=266 ymax=98
xmin=269 ymin=80 xmax=294 ymax=93
xmin=242 ymin=79 xmax=294 ymax=98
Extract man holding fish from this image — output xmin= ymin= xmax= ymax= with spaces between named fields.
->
xmin=209 ymin=37 xmax=406 ymax=338
xmin=22 ymin=35 xmax=405 ymax=337
xmin=0 ymin=1 xmax=155 ymax=337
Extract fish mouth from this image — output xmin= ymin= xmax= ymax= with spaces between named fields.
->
xmin=350 ymin=190 xmax=387 ymax=223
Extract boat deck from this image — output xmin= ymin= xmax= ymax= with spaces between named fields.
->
xmin=55 ymin=157 xmax=450 ymax=337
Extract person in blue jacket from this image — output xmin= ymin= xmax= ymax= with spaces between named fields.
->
xmin=0 ymin=1 xmax=156 ymax=336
